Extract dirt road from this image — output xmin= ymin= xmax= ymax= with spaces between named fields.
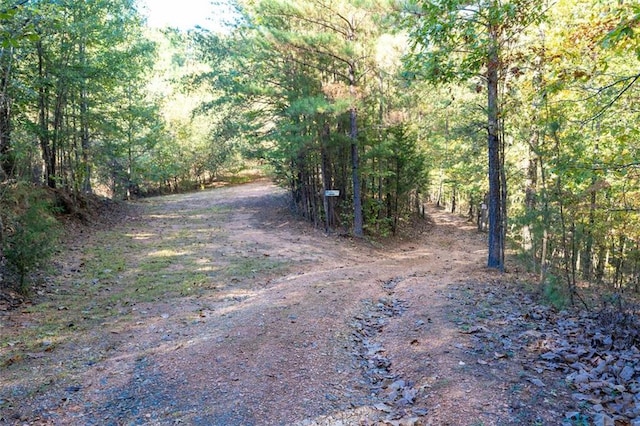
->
xmin=1 ymin=180 xmax=572 ymax=425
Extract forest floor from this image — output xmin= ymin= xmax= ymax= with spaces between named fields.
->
xmin=0 ymin=179 xmax=636 ymax=425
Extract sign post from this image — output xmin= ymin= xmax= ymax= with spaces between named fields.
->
xmin=324 ymin=190 xmax=340 ymax=232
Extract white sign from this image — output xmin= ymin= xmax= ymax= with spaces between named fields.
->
xmin=324 ymin=190 xmax=340 ymax=197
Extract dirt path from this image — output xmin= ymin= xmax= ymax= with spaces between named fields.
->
xmin=1 ymin=180 xmax=573 ymax=425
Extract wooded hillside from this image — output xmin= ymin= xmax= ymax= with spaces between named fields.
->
xmin=1 ymin=0 xmax=639 ymax=303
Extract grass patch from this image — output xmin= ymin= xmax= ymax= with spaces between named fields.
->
xmin=130 ymin=270 xmax=211 ymax=300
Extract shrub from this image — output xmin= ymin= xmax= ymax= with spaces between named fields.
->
xmin=0 ymin=183 xmax=60 ymax=294
xmin=542 ymin=274 xmax=571 ymax=310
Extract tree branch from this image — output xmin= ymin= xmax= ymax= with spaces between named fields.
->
xmin=587 ymin=74 xmax=640 ymax=122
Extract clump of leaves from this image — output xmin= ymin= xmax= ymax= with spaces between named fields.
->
xmin=1 ymin=182 xmax=60 ymax=293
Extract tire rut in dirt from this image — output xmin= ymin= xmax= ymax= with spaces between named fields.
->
xmin=349 ymin=276 xmax=428 ymax=422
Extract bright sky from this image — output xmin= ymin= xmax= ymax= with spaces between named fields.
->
xmin=141 ymin=0 xmax=235 ymax=31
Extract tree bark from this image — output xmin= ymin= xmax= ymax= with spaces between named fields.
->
xmin=349 ymin=62 xmax=363 ymax=237
xmin=79 ymin=41 xmax=92 ymax=193
xmin=486 ymin=26 xmax=504 ymax=271
xmin=320 ymin=121 xmax=333 ymax=232
xmin=37 ymin=41 xmax=56 ymax=189
xmin=0 ymin=78 xmax=12 ymax=178
xmin=0 ymin=49 xmax=13 ymax=178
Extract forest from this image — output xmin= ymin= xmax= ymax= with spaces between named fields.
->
xmin=0 ymin=0 xmax=638 ymax=303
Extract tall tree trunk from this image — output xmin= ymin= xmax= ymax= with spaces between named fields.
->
xmin=614 ymin=235 xmax=626 ymax=288
xmin=0 ymin=76 xmax=11 ymax=178
xmin=468 ymin=193 xmax=474 ymax=220
xmin=486 ymin=26 xmax=504 ymax=271
xmin=320 ymin=121 xmax=333 ymax=232
xmin=582 ymin=143 xmax=599 ymax=280
xmin=0 ymin=48 xmax=13 ymax=178
xmin=451 ymin=186 xmax=456 ymax=214
xmin=79 ymin=41 xmax=92 ymax=193
xmin=126 ymin=89 xmax=133 ymax=200
xmin=524 ymin=131 xmax=538 ymax=260
xmin=349 ymin=62 xmax=363 ymax=237
xmin=51 ymin=81 xmax=66 ymax=189
xmin=37 ymin=41 xmax=56 ymax=189
xmin=582 ymin=180 xmax=596 ymax=280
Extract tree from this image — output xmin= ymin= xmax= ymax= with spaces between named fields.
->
xmin=251 ymin=0 xmax=391 ymax=236
xmin=404 ymin=0 xmax=544 ymax=270
xmin=0 ymin=1 xmax=33 ymax=178
xmin=193 ymin=0 xmax=430 ymax=236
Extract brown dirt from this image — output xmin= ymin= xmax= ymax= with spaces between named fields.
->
xmin=0 ymin=179 xmax=577 ymax=425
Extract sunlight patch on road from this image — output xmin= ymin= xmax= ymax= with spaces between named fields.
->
xmin=386 ymin=249 xmax=434 ymax=261
xmin=126 ymin=232 xmax=156 ymax=240
xmin=194 ymin=261 xmax=220 ymax=271
xmin=148 ymin=249 xmax=191 ymax=257
xmin=145 ymin=213 xmax=182 ymax=219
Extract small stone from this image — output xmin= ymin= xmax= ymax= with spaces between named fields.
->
xmin=620 ymin=365 xmax=634 ymax=382
xmin=374 ymin=402 xmax=392 ymax=412
xmin=528 ymin=377 xmax=545 ymax=387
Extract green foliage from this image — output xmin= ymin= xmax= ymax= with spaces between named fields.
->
xmin=399 ymin=0 xmax=640 ymax=293
xmin=542 ymin=275 xmax=571 ymax=310
xmin=412 ymin=83 xmax=486 ymax=214
xmin=193 ymin=0 xmax=431 ymax=236
xmin=0 ymin=183 xmax=59 ymax=293
xmin=404 ymin=0 xmax=544 ymax=85
xmin=601 ymin=2 xmax=640 ymax=59
xmin=0 ymin=0 xmax=226 ymax=202
xmin=3 ymin=0 xmax=638 ymax=306
xmin=362 ymin=123 xmax=428 ymax=234
xmin=403 ymin=0 xmax=548 ymax=270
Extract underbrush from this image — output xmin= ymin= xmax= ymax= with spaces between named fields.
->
xmin=0 ymin=182 xmax=60 ymax=294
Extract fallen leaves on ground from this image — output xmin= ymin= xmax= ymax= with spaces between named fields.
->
xmin=449 ymin=278 xmax=640 ymax=424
